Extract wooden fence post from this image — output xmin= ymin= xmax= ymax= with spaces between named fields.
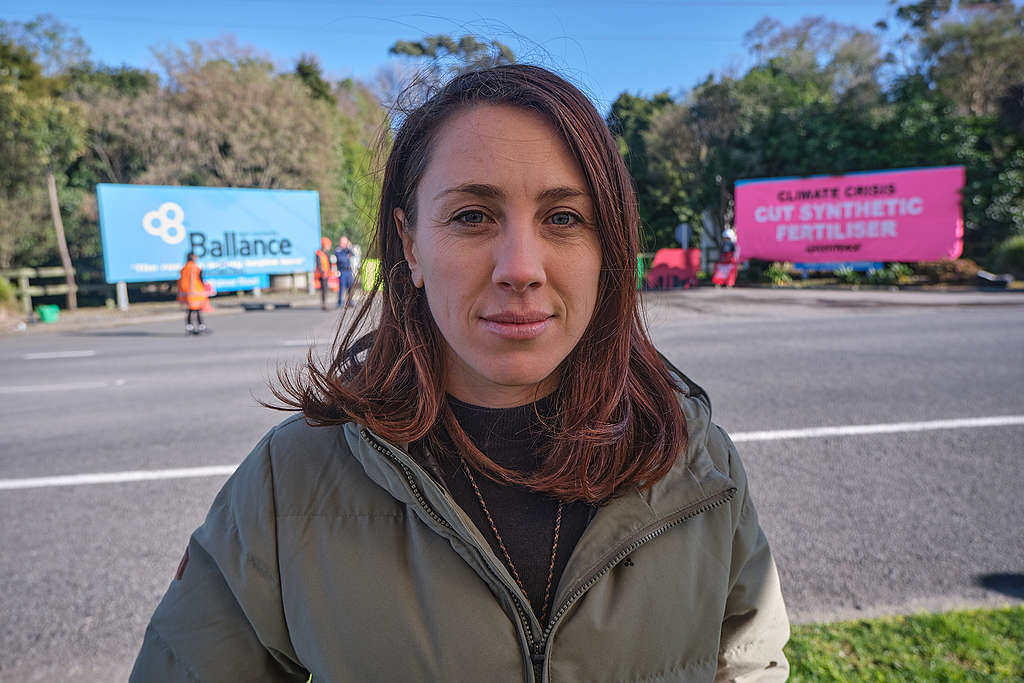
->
xmin=46 ymin=170 xmax=78 ymax=310
xmin=18 ymin=268 xmax=33 ymax=315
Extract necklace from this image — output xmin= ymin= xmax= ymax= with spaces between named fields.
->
xmin=461 ymin=461 xmax=564 ymax=626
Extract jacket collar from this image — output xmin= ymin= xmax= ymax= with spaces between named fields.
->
xmin=341 ymin=372 xmax=736 ymax=609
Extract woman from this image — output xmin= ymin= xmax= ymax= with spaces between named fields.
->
xmin=132 ymin=65 xmax=789 ymax=682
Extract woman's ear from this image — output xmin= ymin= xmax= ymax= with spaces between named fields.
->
xmin=395 ymin=208 xmax=424 ymax=288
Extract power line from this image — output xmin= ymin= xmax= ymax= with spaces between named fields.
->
xmin=0 ymin=10 xmax=810 ymax=43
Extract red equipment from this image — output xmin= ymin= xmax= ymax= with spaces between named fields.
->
xmin=711 ymin=250 xmax=739 ymax=287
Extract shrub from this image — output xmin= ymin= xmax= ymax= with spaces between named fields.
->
xmin=993 ymin=235 xmax=1024 ymax=278
xmin=835 ymin=266 xmax=862 ymax=285
xmin=0 ymin=276 xmax=16 ymax=314
xmin=913 ymin=259 xmax=981 ymax=284
xmin=866 ymin=263 xmax=914 ymax=286
xmin=763 ymin=262 xmax=792 ymax=286
xmin=888 ymin=263 xmax=914 ymax=284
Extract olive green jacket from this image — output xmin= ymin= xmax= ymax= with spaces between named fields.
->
xmin=131 ymin=381 xmax=789 ymax=682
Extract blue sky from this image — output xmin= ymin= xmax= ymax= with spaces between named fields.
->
xmin=7 ymin=1 xmax=902 ymax=111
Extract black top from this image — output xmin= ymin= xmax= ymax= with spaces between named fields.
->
xmin=439 ymin=395 xmax=595 ymax=626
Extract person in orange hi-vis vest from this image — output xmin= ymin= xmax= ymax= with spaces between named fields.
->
xmin=177 ymin=252 xmax=210 ymax=335
xmin=314 ymin=236 xmax=332 ymax=311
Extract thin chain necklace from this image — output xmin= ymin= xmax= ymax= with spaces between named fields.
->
xmin=461 ymin=461 xmax=564 ymax=626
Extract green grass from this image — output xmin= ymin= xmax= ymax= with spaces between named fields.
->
xmin=785 ymin=606 xmax=1024 ymax=681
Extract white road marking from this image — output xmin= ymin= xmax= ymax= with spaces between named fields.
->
xmin=0 ymin=465 xmax=238 ymax=491
xmin=731 ymin=415 xmax=1024 ymax=442
xmin=23 ymin=350 xmax=96 ymax=360
xmin=2 ymin=415 xmax=1022 ymax=492
xmin=0 ymin=380 xmax=124 ymax=395
xmin=281 ymin=339 xmax=323 ymax=347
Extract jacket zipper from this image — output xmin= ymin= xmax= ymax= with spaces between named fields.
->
xmin=531 ymin=487 xmax=737 ymax=681
xmin=360 ymin=428 xmax=454 ymax=530
xmin=361 ymin=428 xmax=735 ymax=683
xmin=360 ymin=430 xmax=542 ymax=671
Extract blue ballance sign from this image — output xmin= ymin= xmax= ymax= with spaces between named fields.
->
xmin=96 ymin=184 xmax=321 ymax=284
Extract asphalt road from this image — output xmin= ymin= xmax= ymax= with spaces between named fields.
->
xmin=1 ymin=288 xmax=1023 ymax=681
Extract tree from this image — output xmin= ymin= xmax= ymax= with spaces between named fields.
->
xmin=893 ymin=0 xmax=955 ymax=31
xmin=140 ymin=41 xmax=335 ymax=190
xmin=0 ymin=83 xmax=86 ymax=298
xmin=62 ymin=61 xmax=158 ymax=99
xmin=326 ymin=78 xmax=387 ymax=248
xmin=0 ymin=38 xmax=48 ymax=97
xmin=385 ymin=34 xmax=516 ymax=107
xmin=388 ymin=34 xmax=515 ymax=73
xmin=639 ymin=16 xmax=899 ymax=251
xmin=606 ymin=92 xmax=679 ymax=247
xmin=1 ymin=16 xmax=94 ymax=296
xmin=886 ymin=2 xmax=1024 ymax=255
xmin=295 ymin=55 xmax=332 ymax=103
xmin=918 ymin=5 xmax=1024 ymax=118
xmin=0 ymin=14 xmax=89 ymax=76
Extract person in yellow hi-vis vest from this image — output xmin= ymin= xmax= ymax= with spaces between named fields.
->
xmin=177 ymin=252 xmax=209 ymax=335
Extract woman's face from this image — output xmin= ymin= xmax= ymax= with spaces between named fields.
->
xmin=397 ymin=104 xmax=602 ymax=408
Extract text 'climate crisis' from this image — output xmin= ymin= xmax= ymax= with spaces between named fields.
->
xmin=775 ymin=183 xmax=897 ymax=202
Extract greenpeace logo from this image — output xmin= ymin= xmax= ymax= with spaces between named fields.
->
xmin=143 ymin=202 xmax=186 ymax=245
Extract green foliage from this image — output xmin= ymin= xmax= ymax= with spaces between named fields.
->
xmin=0 ymin=83 xmax=85 ymax=192
xmin=0 ymin=79 xmax=86 ymax=269
xmin=295 ymin=55 xmax=332 ymax=103
xmin=916 ymin=3 xmax=1024 ymax=119
xmin=326 ymin=78 xmax=386 ymax=248
xmin=61 ymin=62 xmax=157 ymax=99
xmin=866 ymin=263 xmax=914 ymax=285
xmin=763 ymin=262 xmax=792 ymax=286
xmin=0 ymin=38 xmax=47 ymax=96
xmin=388 ymin=34 xmax=515 ymax=73
xmin=834 ymin=266 xmax=862 ymax=285
xmin=606 ymin=91 xmax=679 ymax=248
xmin=890 ymin=262 xmax=914 ymax=283
xmin=895 ymin=1 xmax=954 ymax=31
xmin=786 ymin=606 xmax=1024 ymax=681
xmin=384 ymin=34 xmax=517 ymax=109
xmin=0 ymin=274 xmax=15 ymax=308
xmin=992 ymin=234 xmax=1024 ymax=277
xmin=0 ymin=13 xmax=89 ymax=76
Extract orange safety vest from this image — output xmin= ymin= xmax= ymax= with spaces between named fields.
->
xmin=315 ymin=249 xmax=330 ymax=278
xmin=177 ymin=261 xmax=209 ymax=310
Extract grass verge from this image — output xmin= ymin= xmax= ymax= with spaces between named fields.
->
xmin=785 ymin=605 xmax=1023 ymax=681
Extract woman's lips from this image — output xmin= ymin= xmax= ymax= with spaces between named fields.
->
xmin=480 ymin=311 xmax=552 ymax=340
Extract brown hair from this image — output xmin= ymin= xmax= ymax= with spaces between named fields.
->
xmin=272 ymin=64 xmax=687 ymax=503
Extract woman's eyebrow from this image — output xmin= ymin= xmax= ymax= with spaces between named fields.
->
xmin=536 ymin=186 xmax=589 ymax=203
xmin=433 ymin=184 xmax=590 ymax=203
xmin=433 ymin=183 xmax=504 ymax=200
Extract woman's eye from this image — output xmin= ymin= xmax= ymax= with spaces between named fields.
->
xmin=454 ymin=210 xmax=486 ymax=225
xmin=550 ymin=211 xmax=579 ymax=226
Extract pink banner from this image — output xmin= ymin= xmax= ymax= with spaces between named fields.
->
xmin=734 ymin=166 xmax=964 ymax=262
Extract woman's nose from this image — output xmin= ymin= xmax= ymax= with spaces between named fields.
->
xmin=492 ymin=220 xmax=546 ymax=293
